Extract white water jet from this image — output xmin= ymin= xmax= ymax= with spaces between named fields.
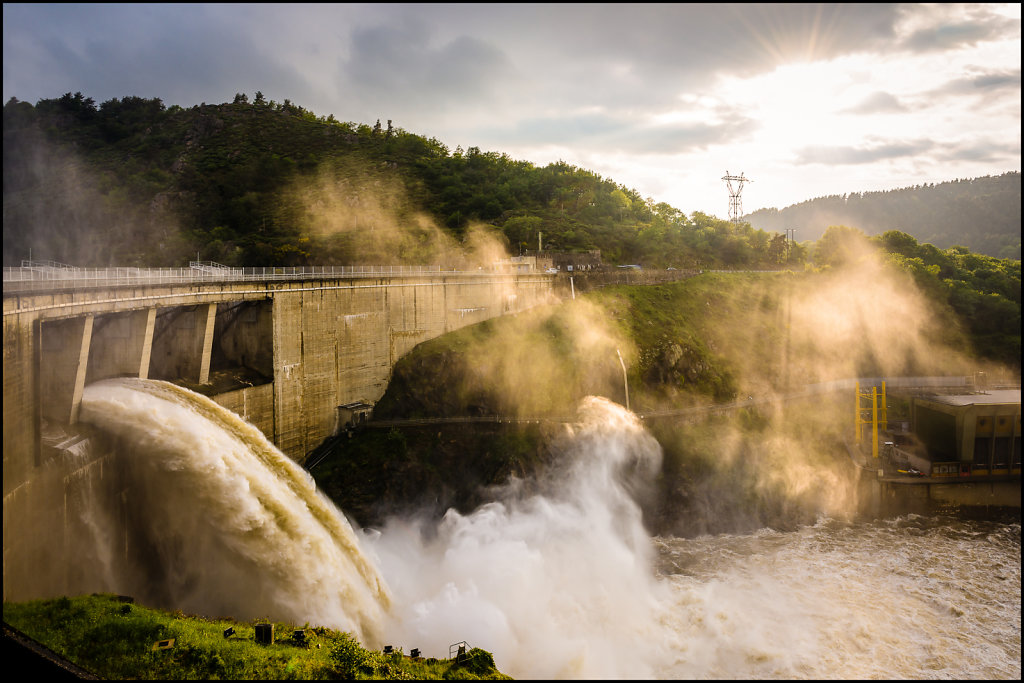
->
xmin=369 ymin=395 xmax=675 ymax=679
xmin=79 ymin=377 xmax=390 ymax=645
xmin=81 ymin=382 xmax=672 ymax=677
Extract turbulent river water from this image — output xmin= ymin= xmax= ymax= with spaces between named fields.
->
xmin=79 ymin=378 xmax=1020 ymax=680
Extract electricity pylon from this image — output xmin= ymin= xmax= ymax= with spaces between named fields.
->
xmin=721 ymin=171 xmax=752 ymax=223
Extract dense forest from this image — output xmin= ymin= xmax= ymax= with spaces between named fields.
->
xmin=745 ymin=173 xmax=1021 ymax=260
xmin=2 ymin=92 xmax=1020 ymax=368
xmin=4 ymin=92 xmax=787 ymax=270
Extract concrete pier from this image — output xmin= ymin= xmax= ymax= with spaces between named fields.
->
xmin=39 ymin=315 xmax=94 ymax=425
xmin=150 ymin=303 xmax=217 ymax=384
xmin=86 ymin=308 xmax=156 ymax=382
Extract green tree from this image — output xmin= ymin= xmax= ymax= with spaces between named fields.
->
xmin=813 ymin=225 xmax=870 ymax=267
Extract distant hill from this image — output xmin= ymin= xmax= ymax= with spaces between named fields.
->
xmin=744 ymin=173 xmax=1021 ymax=260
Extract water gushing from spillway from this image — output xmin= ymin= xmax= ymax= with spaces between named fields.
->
xmin=79 ymin=378 xmax=391 ymax=645
xmin=80 ymin=381 xmax=671 ymax=676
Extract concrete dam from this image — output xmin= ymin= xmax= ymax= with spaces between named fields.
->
xmin=2 ymin=264 xmax=555 ymax=602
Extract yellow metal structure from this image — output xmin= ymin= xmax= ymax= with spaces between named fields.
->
xmin=855 ymin=381 xmax=888 ymax=458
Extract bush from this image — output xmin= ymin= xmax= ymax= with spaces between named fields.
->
xmin=329 ymin=632 xmax=367 ymax=678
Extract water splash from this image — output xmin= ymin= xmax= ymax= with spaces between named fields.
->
xmin=368 ymin=396 xmax=674 ymax=678
xmin=82 ymin=384 xmax=672 ymax=677
xmin=79 ymin=378 xmax=390 ymax=645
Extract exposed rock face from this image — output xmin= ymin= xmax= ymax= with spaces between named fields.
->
xmin=375 ymin=348 xmax=501 ymax=419
xmin=641 ymin=340 xmax=736 ymax=402
xmin=645 ymin=342 xmax=703 ymax=385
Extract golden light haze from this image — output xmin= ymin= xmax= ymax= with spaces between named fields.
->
xmin=410 ymin=245 xmax=1011 ymax=527
xmin=284 ymin=161 xmax=512 ymax=269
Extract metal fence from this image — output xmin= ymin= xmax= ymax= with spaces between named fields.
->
xmin=1 ymin=261 xmax=518 ymax=293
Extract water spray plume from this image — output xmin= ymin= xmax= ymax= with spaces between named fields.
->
xmin=455 ymin=299 xmax=633 ymax=417
xmin=3 ymin=138 xmax=186 ymax=267
xmin=69 ymin=376 xmax=1020 ymax=680
xmin=81 ymin=381 xmax=673 ymax=677
xmin=369 ymin=396 xmax=671 ymax=678
xmin=284 ymin=161 xmax=513 ymax=269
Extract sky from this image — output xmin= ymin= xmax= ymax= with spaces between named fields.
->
xmin=2 ymin=3 xmax=1021 ymax=217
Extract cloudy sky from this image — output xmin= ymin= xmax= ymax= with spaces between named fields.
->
xmin=3 ymin=3 xmax=1020 ymax=217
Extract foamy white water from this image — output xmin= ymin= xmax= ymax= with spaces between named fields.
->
xmin=367 ymin=396 xmax=671 ymax=679
xmin=79 ymin=378 xmax=390 ymax=645
xmin=366 ymin=398 xmax=1020 ymax=680
xmin=79 ymin=380 xmax=1020 ymax=680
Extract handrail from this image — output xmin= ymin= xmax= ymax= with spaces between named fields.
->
xmin=2 ymin=264 xmax=550 ymax=293
xmin=20 ymin=259 xmax=77 ymax=269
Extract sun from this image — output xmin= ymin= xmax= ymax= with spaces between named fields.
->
xmin=718 ymin=60 xmax=855 ymax=154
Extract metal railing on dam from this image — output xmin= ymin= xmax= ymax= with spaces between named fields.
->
xmin=1 ymin=261 xmax=515 ymax=293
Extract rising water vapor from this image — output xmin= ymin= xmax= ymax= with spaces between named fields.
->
xmin=460 ymin=298 xmax=633 ymax=417
xmin=79 ymin=378 xmax=390 ymax=645
xmin=3 ymin=137 xmax=188 ymax=267
xmin=638 ymin=253 xmax=995 ymax=536
xmin=282 ymin=161 xmax=512 ymax=269
xmin=81 ymin=380 xmax=675 ymax=677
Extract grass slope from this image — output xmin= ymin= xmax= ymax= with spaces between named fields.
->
xmin=3 ymin=594 xmax=510 ymax=680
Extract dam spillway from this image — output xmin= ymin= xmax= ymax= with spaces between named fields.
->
xmin=75 ymin=377 xmax=391 ymax=645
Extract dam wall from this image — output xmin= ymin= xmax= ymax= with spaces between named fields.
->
xmin=2 ymin=268 xmax=554 ymax=601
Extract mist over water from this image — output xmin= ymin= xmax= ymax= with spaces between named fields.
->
xmin=79 ymin=380 xmax=1020 ymax=680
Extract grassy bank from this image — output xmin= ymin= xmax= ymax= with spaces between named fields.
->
xmin=3 ymin=594 xmax=510 ymax=680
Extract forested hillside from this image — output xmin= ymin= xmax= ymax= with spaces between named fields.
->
xmin=745 ymin=173 xmax=1021 ymax=260
xmin=3 ymin=92 xmax=787 ymax=270
xmin=5 ymin=92 xmax=1019 ymax=270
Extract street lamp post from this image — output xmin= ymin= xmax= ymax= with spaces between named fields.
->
xmin=616 ymin=348 xmax=629 ymax=411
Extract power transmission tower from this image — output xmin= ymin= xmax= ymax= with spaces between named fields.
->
xmin=721 ymin=171 xmax=752 ymax=223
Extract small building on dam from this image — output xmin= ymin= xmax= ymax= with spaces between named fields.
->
xmin=910 ymin=390 xmax=1022 ymax=477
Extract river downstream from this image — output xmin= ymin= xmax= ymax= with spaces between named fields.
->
xmin=653 ymin=514 xmax=1020 ymax=679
